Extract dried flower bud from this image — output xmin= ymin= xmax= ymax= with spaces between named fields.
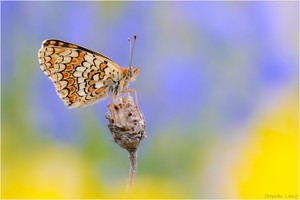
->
xmin=106 ymin=93 xmax=146 ymax=191
xmin=106 ymin=93 xmax=146 ymax=152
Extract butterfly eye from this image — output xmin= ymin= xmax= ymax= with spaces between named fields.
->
xmin=133 ymin=68 xmax=139 ymax=76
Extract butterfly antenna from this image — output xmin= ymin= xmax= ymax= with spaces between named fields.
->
xmin=129 ymin=34 xmax=137 ymax=70
xmin=128 ymin=37 xmax=131 ymax=67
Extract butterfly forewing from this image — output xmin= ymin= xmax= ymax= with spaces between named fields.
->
xmin=38 ymin=39 xmax=124 ymax=108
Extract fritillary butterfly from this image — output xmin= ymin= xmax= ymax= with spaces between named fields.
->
xmin=38 ymin=36 xmax=139 ymax=108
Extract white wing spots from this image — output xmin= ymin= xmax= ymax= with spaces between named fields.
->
xmin=94 ymin=57 xmax=102 ymax=69
xmin=59 ymin=56 xmax=71 ymax=64
xmin=104 ymin=65 xmax=112 ymax=74
xmin=81 ymin=53 xmax=106 ymax=72
xmin=68 ymin=50 xmax=79 ymax=57
xmin=55 ymin=80 xmax=68 ymax=90
xmin=39 ymin=47 xmax=53 ymax=56
xmin=86 ymin=95 xmax=93 ymax=100
xmin=93 ymin=74 xmax=99 ymax=81
xmin=95 ymin=82 xmax=104 ymax=88
xmin=77 ymin=77 xmax=85 ymax=83
xmin=78 ymin=89 xmax=86 ymax=97
xmin=70 ymin=101 xmax=82 ymax=108
xmin=43 ymin=62 xmax=51 ymax=68
xmin=83 ymin=70 xmax=89 ymax=78
xmin=57 ymin=63 xmax=66 ymax=71
xmin=91 ymin=65 xmax=98 ymax=71
xmin=107 ymin=62 xmax=122 ymax=77
xmin=84 ymin=54 xmax=96 ymax=64
xmin=83 ymin=61 xmax=92 ymax=68
xmin=73 ymin=71 xmax=83 ymax=77
xmin=44 ymin=48 xmax=55 ymax=56
xmin=44 ymin=67 xmax=55 ymax=76
xmin=79 ymin=82 xmax=86 ymax=90
xmin=59 ymin=89 xmax=69 ymax=98
xmin=38 ymin=52 xmax=43 ymax=59
xmin=45 ymin=56 xmax=51 ymax=62
xmin=76 ymin=66 xmax=86 ymax=72
xmin=51 ymin=73 xmax=63 ymax=81
xmin=53 ymin=63 xmax=66 ymax=73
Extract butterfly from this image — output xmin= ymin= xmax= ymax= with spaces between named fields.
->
xmin=38 ymin=36 xmax=139 ymax=108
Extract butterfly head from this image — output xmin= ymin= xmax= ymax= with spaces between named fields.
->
xmin=123 ymin=67 xmax=139 ymax=82
xmin=117 ymin=67 xmax=138 ymax=94
xmin=129 ymin=67 xmax=139 ymax=82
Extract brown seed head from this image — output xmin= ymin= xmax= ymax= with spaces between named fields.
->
xmin=106 ymin=94 xmax=146 ymax=152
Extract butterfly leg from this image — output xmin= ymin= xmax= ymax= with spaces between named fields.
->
xmin=123 ymin=89 xmax=142 ymax=118
xmin=109 ymin=94 xmax=117 ymax=123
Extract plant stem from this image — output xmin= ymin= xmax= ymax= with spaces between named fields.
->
xmin=126 ymin=149 xmax=137 ymax=192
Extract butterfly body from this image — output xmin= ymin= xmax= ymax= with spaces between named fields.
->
xmin=38 ymin=39 xmax=139 ymax=108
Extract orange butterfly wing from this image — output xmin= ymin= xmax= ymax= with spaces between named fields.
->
xmin=38 ymin=39 xmax=123 ymax=108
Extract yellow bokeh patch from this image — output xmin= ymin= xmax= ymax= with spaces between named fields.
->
xmin=234 ymin=93 xmax=299 ymax=199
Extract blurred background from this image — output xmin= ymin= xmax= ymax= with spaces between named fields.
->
xmin=1 ymin=1 xmax=298 ymax=199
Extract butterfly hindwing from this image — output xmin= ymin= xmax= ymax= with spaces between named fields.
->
xmin=38 ymin=39 xmax=123 ymax=108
